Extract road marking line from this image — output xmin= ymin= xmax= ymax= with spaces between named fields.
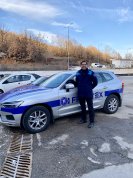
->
xmin=36 ymin=133 xmax=42 ymax=146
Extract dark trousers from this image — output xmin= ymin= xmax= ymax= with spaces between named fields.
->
xmin=79 ymin=97 xmax=94 ymax=123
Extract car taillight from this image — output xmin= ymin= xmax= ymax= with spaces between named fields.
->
xmin=122 ymin=82 xmax=124 ymax=91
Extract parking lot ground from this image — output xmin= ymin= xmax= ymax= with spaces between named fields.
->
xmin=0 ymin=125 xmax=11 ymax=169
xmin=0 ymin=76 xmax=133 ymax=178
xmin=31 ymin=76 xmax=133 ymax=178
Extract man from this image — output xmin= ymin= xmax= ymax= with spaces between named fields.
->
xmin=76 ymin=61 xmax=98 ymax=128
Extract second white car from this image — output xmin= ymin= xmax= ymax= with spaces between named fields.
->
xmin=0 ymin=73 xmax=40 ymax=93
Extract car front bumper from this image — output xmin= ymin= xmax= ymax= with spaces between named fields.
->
xmin=0 ymin=111 xmax=22 ymax=127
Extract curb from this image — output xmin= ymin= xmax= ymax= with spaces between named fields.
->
xmin=116 ymin=73 xmax=133 ymax=76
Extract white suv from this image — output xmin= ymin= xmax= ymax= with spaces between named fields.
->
xmin=0 ymin=70 xmax=124 ymax=133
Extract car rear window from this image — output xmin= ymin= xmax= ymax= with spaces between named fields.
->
xmin=101 ymin=73 xmax=114 ymax=82
xmin=94 ymin=73 xmax=103 ymax=84
xmin=20 ymin=75 xmax=31 ymax=81
xmin=32 ymin=73 xmax=40 ymax=79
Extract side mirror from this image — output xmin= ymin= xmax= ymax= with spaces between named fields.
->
xmin=65 ymin=83 xmax=75 ymax=90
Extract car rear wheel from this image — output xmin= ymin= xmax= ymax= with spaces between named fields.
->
xmin=22 ymin=106 xmax=51 ymax=134
xmin=103 ymin=94 xmax=119 ymax=114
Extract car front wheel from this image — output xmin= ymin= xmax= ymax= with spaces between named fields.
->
xmin=103 ymin=94 xmax=119 ymax=114
xmin=22 ymin=106 xmax=51 ymax=134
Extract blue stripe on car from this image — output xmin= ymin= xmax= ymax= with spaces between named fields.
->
xmin=1 ymin=105 xmax=30 ymax=114
xmin=1 ymin=88 xmax=123 ymax=114
xmin=45 ymin=100 xmax=60 ymax=107
xmin=105 ymin=88 xmax=123 ymax=96
xmin=1 ymin=99 xmax=61 ymax=114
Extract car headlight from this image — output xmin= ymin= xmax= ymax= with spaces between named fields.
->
xmin=1 ymin=101 xmax=23 ymax=108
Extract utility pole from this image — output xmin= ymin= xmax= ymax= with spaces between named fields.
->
xmin=67 ymin=25 xmax=70 ymax=70
xmin=66 ymin=23 xmax=73 ymax=70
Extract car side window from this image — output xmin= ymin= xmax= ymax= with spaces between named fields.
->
xmin=101 ymin=73 xmax=113 ymax=82
xmin=66 ymin=76 xmax=77 ymax=87
xmin=61 ymin=76 xmax=77 ymax=89
xmin=3 ymin=75 xmax=20 ymax=84
xmin=20 ymin=75 xmax=31 ymax=81
xmin=94 ymin=73 xmax=103 ymax=84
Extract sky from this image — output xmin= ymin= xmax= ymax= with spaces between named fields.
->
xmin=0 ymin=0 xmax=133 ymax=56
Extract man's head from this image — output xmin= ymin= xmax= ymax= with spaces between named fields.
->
xmin=80 ymin=61 xmax=88 ymax=70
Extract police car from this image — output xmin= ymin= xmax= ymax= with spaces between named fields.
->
xmin=0 ymin=70 xmax=124 ymax=133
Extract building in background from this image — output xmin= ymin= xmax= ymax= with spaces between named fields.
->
xmin=111 ymin=59 xmax=132 ymax=68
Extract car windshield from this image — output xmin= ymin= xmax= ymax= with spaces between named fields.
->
xmin=39 ymin=73 xmax=72 ymax=88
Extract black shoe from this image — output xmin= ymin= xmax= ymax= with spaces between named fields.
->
xmin=88 ymin=122 xmax=94 ymax=128
xmin=78 ymin=120 xmax=87 ymax=124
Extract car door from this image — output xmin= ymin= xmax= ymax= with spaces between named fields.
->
xmin=93 ymin=72 xmax=116 ymax=109
xmin=58 ymin=76 xmax=80 ymax=117
xmin=100 ymin=72 xmax=116 ymax=95
xmin=93 ymin=72 xmax=106 ymax=109
xmin=19 ymin=75 xmax=32 ymax=86
xmin=2 ymin=75 xmax=23 ymax=92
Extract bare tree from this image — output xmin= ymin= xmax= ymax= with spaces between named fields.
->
xmin=125 ymin=53 xmax=133 ymax=60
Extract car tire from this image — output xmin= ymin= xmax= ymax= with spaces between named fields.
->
xmin=103 ymin=94 xmax=119 ymax=114
xmin=0 ymin=89 xmax=4 ymax=94
xmin=22 ymin=106 xmax=51 ymax=134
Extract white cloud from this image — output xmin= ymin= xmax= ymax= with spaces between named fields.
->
xmin=75 ymin=29 xmax=82 ymax=33
xmin=116 ymin=8 xmax=133 ymax=22
xmin=52 ymin=21 xmax=82 ymax=32
xmin=52 ymin=21 xmax=69 ymax=27
xmin=69 ymin=0 xmax=87 ymax=14
xmin=0 ymin=0 xmax=62 ymax=20
xmin=27 ymin=28 xmax=58 ymax=44
xmin=69 ymin=1 xmax=78 ymax=9
xmin=74 ymin=5 xmax=133 ymax=23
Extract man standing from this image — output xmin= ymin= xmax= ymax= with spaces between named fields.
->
xmin=76 ymin=61 xmax=98 ymax=128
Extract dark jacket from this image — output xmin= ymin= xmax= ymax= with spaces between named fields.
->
xmin=76 ymin=69 xmax=98 ymax=98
